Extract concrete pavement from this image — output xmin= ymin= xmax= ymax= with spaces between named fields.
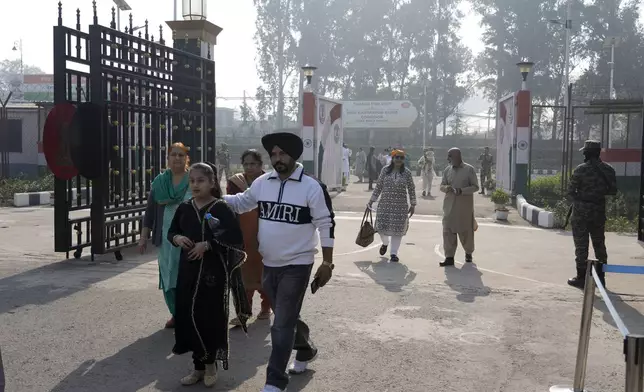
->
xmin=1 ymin=203 xmax=643 ymax=391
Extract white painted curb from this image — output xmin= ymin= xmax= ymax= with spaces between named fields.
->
xmin=13 ymin=192 xmax=51 ymax=207
xmin=516 ymin=194 xmax=554 ymax=228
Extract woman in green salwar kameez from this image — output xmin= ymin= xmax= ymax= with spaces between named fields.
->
xmin=139 ymin=142 xmax=191 ymax=328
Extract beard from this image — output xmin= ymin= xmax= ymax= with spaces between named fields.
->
xmin=273 ymin=162 xmax=290 ymax=173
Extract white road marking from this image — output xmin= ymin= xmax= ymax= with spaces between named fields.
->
xmin=334 ymin=215 xmax=542 ymax=231
xmin=433 ymin=244 xmax=560 ymax=286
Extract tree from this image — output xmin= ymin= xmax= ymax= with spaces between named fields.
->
xmin=239 ymin=99 xmax=255 ymax=126
xmin=0 ymin=59 xmax=45 ymax=100
xmin=253 ymin=0 xmax=299 ymax=129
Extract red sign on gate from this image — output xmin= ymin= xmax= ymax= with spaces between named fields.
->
xmin=43 ymin=103 xmax=79 ymax=180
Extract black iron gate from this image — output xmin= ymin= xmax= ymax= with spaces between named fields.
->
xmin=53 ymin=3 xmax=216 ymax=259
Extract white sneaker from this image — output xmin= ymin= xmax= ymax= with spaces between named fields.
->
xmin=288 ymin=350 xmax=317 ymax=375
xmin=261 ymin=385 xmax=285 ymax=392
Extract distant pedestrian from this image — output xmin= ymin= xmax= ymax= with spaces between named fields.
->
xmin=223 ymin=132 xmax=335 ymax=392
xmin=168 ymin=162 xmax=250 ymax=388
xmin=366 ymin=146 xmax=379 ymax=191
xmin=477 ymin=147 xmax=494 ymax=194
xmin=566 ymin=140 xmax=617 ymax=289
xmin=418 ymin=148 xmax=436 ymax=197
xmin=439 ymin=148 xmax=479 ymax=266
xmin=217 ymin=143 xmax=231 ymax=181
xmin=367 ymin=149 xmax=416 ymax=262
xmin=342 ymin=143 xmax=352 ymax=188
xmin=227 ymin=149 xmax=272 ymax=325
xmin=139 ymin=142 xmax=192 ymax=329
xmin=354 ymin=147 xmax=367 ymax=182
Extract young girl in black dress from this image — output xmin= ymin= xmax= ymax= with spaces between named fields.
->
xmin=167 ymin=162 xmax=250 ymax=388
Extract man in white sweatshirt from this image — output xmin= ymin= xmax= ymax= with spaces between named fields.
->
xmin=223 ymin=132 xmax=335 ymax=392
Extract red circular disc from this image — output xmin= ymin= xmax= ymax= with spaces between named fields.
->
xmin=43 ymin=103 xmax=79 ymax=180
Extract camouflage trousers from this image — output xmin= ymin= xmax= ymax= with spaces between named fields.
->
xmin=571 ymin=213 xmax=607 ymax=269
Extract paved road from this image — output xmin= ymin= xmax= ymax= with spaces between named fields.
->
xmin=1 ymin=199 xmax=643 ymax=391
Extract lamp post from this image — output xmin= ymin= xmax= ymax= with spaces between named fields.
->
xmin=516 ymin=60 xmax=534 ymax=90
xmin=11 ymin=39 xmax=23 ymax=76
xmin=182 ymin=0 xmax=207 ymax=20
xmin=112 ymin=0 xmax=132 ymax=30
xmin=604 ymin=36 xmax=620 ymax=148
xmin=423 ymin=80 xmax=428 ymax=149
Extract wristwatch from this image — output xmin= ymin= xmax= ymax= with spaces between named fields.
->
xmin=322 ymin=260 xmax=334 ymax=270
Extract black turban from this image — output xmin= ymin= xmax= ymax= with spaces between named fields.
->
xmin=261 ymin=132 xmax=304 ymax=160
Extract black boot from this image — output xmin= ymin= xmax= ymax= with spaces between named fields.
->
xmin=465 ymin=254 xmax=473 ymax=263
xmin=440 ymin=257 xmax=455 ymax=267
xmin=567 ymin=267 xmax=586 ymax=289
xmin=597 ymin=262 xmax=607 ymax=289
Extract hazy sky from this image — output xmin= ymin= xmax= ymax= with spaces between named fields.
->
xmin=0 ymin=0 xmax=484 ymax=109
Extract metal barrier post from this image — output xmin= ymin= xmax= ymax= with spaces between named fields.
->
xmin=624 ymin=334 xmax=644 ymax=392
xmin=572 ymin=259 xmax=598 ymax=391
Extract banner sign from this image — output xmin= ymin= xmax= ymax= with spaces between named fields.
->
xmin=496 ymin=93 xmax=515 ymax=193
xmin=342 ymin=100 xmax=418 ymax=129
xmin=316 ymin=98 xmax=343 ymax=190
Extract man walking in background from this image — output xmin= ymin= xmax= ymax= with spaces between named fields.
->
xmin=566 ymin=140 xmax=617 ymax=289
xmin=439 ymin=148 xmax=479 ymax=266
xmin=354 ymin=147 xmax=367 ymax=183
xmin=418 ymin=148 xmax=435 ymax=197
xmin=477 ymin=147 xmax=494 ymax=194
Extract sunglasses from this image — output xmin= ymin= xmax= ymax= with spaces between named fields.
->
xmin=393 ymin=156 xmax=405 ymax=160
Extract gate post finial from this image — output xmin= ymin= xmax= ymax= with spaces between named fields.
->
xmin=144 ymin=20 xmax=149 ymax=40
xmin=58 ymin=1 xmax=63 ymax=26
xmin=76 ymin=8 xmax=81 ymax=30
xmin=93 ymin=0 xmax=98 ymax=24
xmin=111 ymin=7 xmax=116 ymax=29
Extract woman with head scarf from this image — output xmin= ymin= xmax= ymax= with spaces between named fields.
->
xmin=227 ymin=149 xmax=272 ymax=325
xmin=418 ymin=148 xmax=436 ymax=197
xmin=139 ymin=142 xmax=192 ymax=329
xmin=367 ymin=149 xmax=417 ymax=262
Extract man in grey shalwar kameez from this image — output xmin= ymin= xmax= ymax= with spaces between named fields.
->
xmin=439 ymin=148 xmax=479 ymax=267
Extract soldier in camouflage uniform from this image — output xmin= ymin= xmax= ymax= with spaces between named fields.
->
xmin=566 ymin=140 xmax=617 ymax=289
xmin=477 ymin=147 xmax=494 ymax=194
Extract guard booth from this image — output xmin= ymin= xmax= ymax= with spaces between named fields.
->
xmin=578 ymin=99 xmax=644 ymax=242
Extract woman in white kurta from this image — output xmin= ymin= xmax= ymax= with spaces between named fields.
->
xmin=367 ymin=149 xmax=416 ymax=262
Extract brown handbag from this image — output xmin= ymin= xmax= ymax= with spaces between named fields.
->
xmin=355 ymin=208 xmax=376 ymax=247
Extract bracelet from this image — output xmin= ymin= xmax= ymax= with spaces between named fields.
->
xmin=322 ymin=261 xmax=334 ymax=270
xmin=172 ymin=235 xmax=181 ymax=246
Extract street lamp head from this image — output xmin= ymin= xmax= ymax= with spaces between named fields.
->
xmin=301 ymin=65 xmax=317 ymax=85
xmin=182 ymin=0 xmax=207 ymax=21
xmin=516 ymin=59 xmax=534 ymax=82
xmin=301 ymin=65 xmax=317 ymax=77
